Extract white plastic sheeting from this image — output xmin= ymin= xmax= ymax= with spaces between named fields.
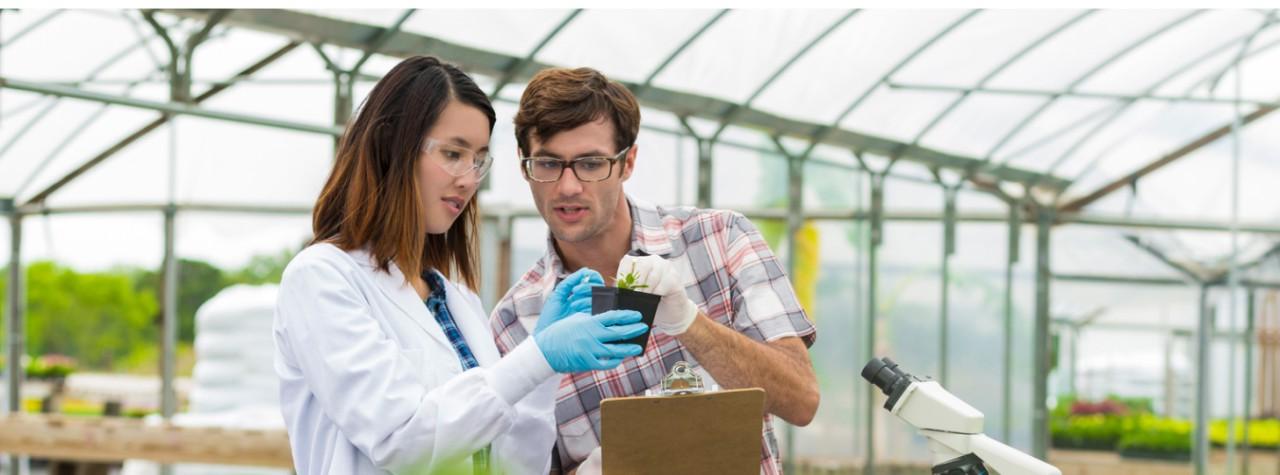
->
xmin=3 ymin=8 xmax=1279 ymax=467
xmin=121 ymin=284 xmax=287 ymax=475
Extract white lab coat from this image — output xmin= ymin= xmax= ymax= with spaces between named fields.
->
xmin=273 ymin=243 xmax=559 ymax=474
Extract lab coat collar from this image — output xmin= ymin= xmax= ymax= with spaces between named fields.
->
xmin=442 ymin=278 xmax=498 ymax=366
xmin=347 ymin=247 xmax=450 ymax=350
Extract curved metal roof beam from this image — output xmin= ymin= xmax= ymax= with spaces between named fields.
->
xmin=121 ymin=10 xmax=169 ymax=71
xmin=350 ymin=9 xmax=416 ymax=75
xmin=156 ymin=9 xmax=1066 ymax=190
xmin=13 ymin=69 xmax=164 ymax=199
xmin=712 ymin=9 xmax=858 ymax=141
xmin=810 ymin=10 xmax=980 ymax=153
xmin=20 ymin=40 xmax=304 ymax=206
xmin=490 ymin=9 xmax=582 ymax=98
xmin=981 ymin=10 xmax=1204 ymax=169
xmin=1060 ymin=13 xmax=1279 ymax=188
xmin=907 ymin=11 xmax=1095 ymax=153
xmin=0 ymin=10 xmax=63 ymax=48
xmin=995 ymin=21 xmax=1280 ymax=166
xmin=639 ymin=9 xmax=730 ymax=95
xmin=0 ymin=18 xmax=180 ymax=170
xmin=1205 ymin=9 xmax=1278 ymax=96
xmin=1044 ymin=11 xmax=1275 ymax=181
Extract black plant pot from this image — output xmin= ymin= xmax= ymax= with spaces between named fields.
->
xmin=591 ymin=286 xmax=661 ymax=356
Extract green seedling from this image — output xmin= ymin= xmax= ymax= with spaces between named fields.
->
xmin=615 ymin=261 xmax=649 ymax=291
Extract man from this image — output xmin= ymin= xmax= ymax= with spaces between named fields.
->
xmin=490 ymin=67 xmax=819 ymax=474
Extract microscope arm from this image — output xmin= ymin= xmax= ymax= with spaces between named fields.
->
xmin=924 ymin=431 xmax=1061 ymax=475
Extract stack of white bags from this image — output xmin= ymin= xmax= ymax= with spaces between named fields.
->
xmin=123 ymin=284 xmax=290 ymax=475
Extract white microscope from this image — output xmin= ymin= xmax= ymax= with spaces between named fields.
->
xmin=861 ymin=357 xmax=1062 ymax=475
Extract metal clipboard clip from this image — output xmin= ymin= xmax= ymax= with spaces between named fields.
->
xmin=646 ymin=361 xmax=720 ymax=396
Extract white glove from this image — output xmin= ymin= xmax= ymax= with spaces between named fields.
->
xmin=617 ymin=255 xmax=698 ymax=336
xmin=576 ymin=447 xmax=603 ymax=475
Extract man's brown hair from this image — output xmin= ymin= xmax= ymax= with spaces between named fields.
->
xmin=515 ymin=67 xmax=640 ymax=156
xmin=311 ymin=56 xmax=494 ymax=290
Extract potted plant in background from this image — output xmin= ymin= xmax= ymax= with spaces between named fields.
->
xmin=592 ymin=262 xmax=661 ymax=355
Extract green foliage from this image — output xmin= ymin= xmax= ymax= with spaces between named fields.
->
xmin=131 ymin=259 xmax=228 ymax=343
xmin=1051 ymin=413 xmax=1135 ymax=451
xmin=26 ymin=354 xmax=77 ymax=379
xmin=131 ymin=249 xmax=296 ymax=344
xmin=1051 ymin=395 xmax=1159 ymax=452
xmin=756 ymin=218 xmax=786 ymax=249
xmin=1117 ymin=416 xmax=1192 ymax=459
xmin=1050 ymin=395 xmax=1280 ymax=460
xmin=224 ymin=248 xmax=295 ymax=286
xmin=25 ymin=261 xmax=157 ymax=369
xmin=1210 ymin=419 xmax=1280 ymax=449
xmin=118 ymin=342 xmax=195 ymax=376
xmin=0 ymin=247 xmax=297 ymax=373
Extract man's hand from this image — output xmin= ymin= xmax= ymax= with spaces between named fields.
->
xmin=617 ymin=255 xmax=697 ymax=335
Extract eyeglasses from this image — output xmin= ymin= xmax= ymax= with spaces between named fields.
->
xmin=520 ymin=146 xmax=631 ymax=183
xmin=422 ymin=138 xmax=493 ymax=180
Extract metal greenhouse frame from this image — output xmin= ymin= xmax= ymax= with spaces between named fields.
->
xmin=3 ymin=8 xmax=1279 ymax=475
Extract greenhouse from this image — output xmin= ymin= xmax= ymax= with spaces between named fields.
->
xmin=2 ymin=7 xmax=1279 ymax=475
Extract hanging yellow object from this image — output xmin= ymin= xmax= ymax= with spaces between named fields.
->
xmin=793 ymin=221 xmax=820 ymax=320
xmin=754 ymin=217 xmax=820 ymax=320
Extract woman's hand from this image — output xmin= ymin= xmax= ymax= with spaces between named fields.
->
xmin=534 ymin=310 xmax=646 ymax=373
xmin=535 ymin=267 xmax=604 ymax=336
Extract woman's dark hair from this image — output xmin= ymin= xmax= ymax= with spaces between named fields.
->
xmin=311 ymin=56 xmax=494 ymax=290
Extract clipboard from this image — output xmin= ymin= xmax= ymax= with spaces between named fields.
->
xmin=599 ymin=362 xmax=765 ymax=474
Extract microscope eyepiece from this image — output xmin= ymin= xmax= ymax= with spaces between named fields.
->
xmin=861 ymin=357 xmax=916 ymax=410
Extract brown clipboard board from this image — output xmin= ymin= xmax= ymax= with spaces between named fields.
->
xmin=600 ymin=388 xmax=765 ymax=474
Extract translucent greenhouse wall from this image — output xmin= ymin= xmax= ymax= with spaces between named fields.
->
xmin=5 ymin=8 xmax=1280 ymax=473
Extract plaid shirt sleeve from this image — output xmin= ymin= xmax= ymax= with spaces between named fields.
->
xmin=490 ymin=287 xmax=529 ymax=356
xmin=722 ymin=211 xmax=817 ymax=347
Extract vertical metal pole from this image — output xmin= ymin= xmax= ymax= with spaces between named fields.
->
xmin=1228 ymin=291 xmax=1240 ymax=475
xmin=334 ymin=70 xmax=353 ymax=150
xmin=1069 ymin=327 xmax=1079 ymax=397
xmin=939 ymin=186 xmax=957 ymax=386
xmin=1165 ymin=332 xmax=1176 ymax=417
xmin=161 ymin=98 xmax=179 ymax=438
xmin=1032 ymin=206 xmax=1053 ymax=460
xmin=1002 ymin=201 xmax=1020 ymax=442
xmin=1194 ymin=286 xmax=1211 ymax=475
xmin=782 ymin=151 xmax=804 ymax=474
xmin=1224 ymin=48 xmax=1244 ymax=475
xmin=1244 ymin=288 xmax=1256 ymax=475
xmin=160 ymin=25 xmax=183 ymax=452
xmin=675 ymin=127 xmax=686 ymax=206
xmin=495 ymin=214 xmax=513 ymax=304
xmin=695 ymin=138 xmax=712 ymax=209
xmin=864 ymin=174 xmax=884 ymax=475
xmin=161 ymin=206 xmax=178 ymax=420
xmin=6 ymin=210 xmax=24 ymax=475
xmin=852 ymin=165 xmax=866 ymax=465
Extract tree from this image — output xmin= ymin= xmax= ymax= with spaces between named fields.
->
xmin=131 ymin=259 xmax=227 ymax=343
xmin=2 ymin=246 xmax=298 ymax=372
xmin=24 ymin=261 xmax=157 ymax=369
xmin=224 ymin=247 xmax=296 ymax=286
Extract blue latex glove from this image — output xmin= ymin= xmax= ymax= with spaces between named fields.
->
xmin=535 ymin=310 xmax=647 ymax=373
xmin=535 ymin=267 xmax=604 ymax=336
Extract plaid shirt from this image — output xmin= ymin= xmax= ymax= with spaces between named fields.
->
xmin=424 ymin=270 xmax=481 ymax=371
xmin=490 ymin=196 xmax=817 ymax=474
xmin=424 ymin=270 xmax=490 ymax=473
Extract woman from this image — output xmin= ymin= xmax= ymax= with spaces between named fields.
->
xmin=273 ymin=56 xmax=646 ymax=474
